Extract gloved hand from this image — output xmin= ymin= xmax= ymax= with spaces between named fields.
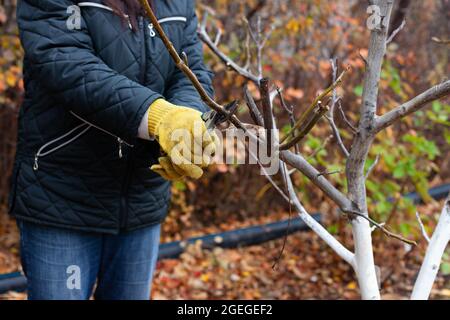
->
xmin=148 ymin=99 xmax=219 ymax=180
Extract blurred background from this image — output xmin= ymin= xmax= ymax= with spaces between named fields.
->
xmin=0 ymin=0 xmax=449 ymax=299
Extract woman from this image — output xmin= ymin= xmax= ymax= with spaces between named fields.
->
xmin=9 ymin=0 xmax=216 ymax=299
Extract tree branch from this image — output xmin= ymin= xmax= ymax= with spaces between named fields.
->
xmin=198 ymin=12 xmax=261 ymax=84
xmin=281 ymin=150 xmax=353 ymax=211
xmin=375 ymin=80 xmax=450 ymax=132
xmin=280 ymin=161 xmax=355 ymax=266
xmin=280 ymin=67 xmax=349 ymax=150
xmin=415 ymin=211 xmax=431 ymax=243
xmin=411 ymin=194 xmax=450 ymax=300
xmin=326 ymin=59 xmax=350 ymax=158
xmin=243 ymin=86 xmax=264 ymax=126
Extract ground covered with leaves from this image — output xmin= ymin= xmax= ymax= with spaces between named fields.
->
xmin=1 ymin=198 xmax=449 ymax=300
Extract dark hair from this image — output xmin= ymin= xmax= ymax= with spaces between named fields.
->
xmin=103 ymin=0 xmax=154 ymax=31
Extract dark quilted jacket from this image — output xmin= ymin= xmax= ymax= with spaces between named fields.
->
xmin=9 ymin=0 xmax=214 ymax=234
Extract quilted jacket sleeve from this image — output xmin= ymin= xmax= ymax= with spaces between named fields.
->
xmin=164 ymin=1 xmax=214 ymax=113
xmin=17 ymin=0 xmax=163 ymax=143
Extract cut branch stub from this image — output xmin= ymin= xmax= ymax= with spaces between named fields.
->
xmin=259 ymin=78 xmax=275 ymax=157
xmin=280 ymin=67 xmax=350 ymax=150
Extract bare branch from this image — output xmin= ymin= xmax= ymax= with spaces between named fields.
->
xmin=415 ymin=212 xmax=431 ymax=243
xmin=260 ymin=78 xmax=275 ymax=157
xmin=431 ymin=37 xmax=450 ymax=44
xmin=365 ymin=154 xmax=380 ymax=180
xmin=281 ymin=150 xmax=353 ymax=212
xmin=307 ymin=134 xmax=333 ymax=160
xmin=246 ymin=16 xmax=274 ymax=79
xmin=246 ymin=0 xmax=267 ymax=20
xmin=140 ymin=2 xmax=231 ymax=117
xmin=375 ymin=80 xmax=450 ymax=132
xmin=317 ymin=169 xmax=342 ymax=177
xmin=248 ymin=150 xmax=290 ymax=203
xmin=243 ymin=86 xmax=264 ymax=126
xmin=279 ymin=161 xmax=355 ymax=266
xmin=277 ymin=87 xmax=300 ymax=154
xmin=326 ymin=115 xmax=350 ymax=158
xmin=198 ymin=12 xmax=261 ymax=84
xmin=386 ymin=19 xmax=406 ymax=45
xmin=337 ymin=101 xmax=358 ymax=133
xmin=214 ymin=27 xmax=222 ymax=47
xmin=280 ymin=66 xmax=349 ymax=150
xmin=344 ymin=209 xmax=417 ymax=246
xmin=326 ymin=59 xmax=350 ymax=158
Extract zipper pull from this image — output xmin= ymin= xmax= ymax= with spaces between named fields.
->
xmin=148 ymin=23 xmax=156 ymax=37
xmin=33 ymin=154 xmax=39 ymax=171
xmin=118 ymin=138 xmax=124 ymax=159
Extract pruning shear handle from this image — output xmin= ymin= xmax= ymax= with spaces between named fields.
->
xmin=201 ymin=100 xmax=239 ymax=130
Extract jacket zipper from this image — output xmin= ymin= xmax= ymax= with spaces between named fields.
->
xmin=70 ymin=111 xmax=133 ymax=158
xmin=148 ymin=17 xmax=188 ymax=37
xmin=78 ymin=2 xmax=133 ymax=29
xmin=33 ymin=123 xmax=91 ymax=171
xmin=119 ymin=16 xmax=148 ymax=230
xmin=33 ymin=112 xmax=133 ymax=171
xmin=77 ymin=2 xmax=187 ymax=32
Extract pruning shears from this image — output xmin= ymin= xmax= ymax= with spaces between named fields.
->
xmin=201 ymin=100 xmax=239 ymax=130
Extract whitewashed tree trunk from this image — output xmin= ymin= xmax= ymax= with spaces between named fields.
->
xmin=411 ymin=196 xmax=450 ymax=300
xmin=345 ymin=0 xmax=394 ymax=300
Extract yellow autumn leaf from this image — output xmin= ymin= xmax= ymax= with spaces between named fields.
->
xmin=286 ymin=19 xmax=300 ymax=33
xmin=5 ymin=71 xmax=16 ymax=87
xmin=200 ymin=273 xmax=210 ymax=282
xmin=346 ymin=281 xmax=357 ymax=290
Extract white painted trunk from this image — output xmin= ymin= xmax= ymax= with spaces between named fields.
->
xmin=411 ymin=198 xmax=450 ymax=300
xmin=352 ymin=217 xmax=381 ymax=300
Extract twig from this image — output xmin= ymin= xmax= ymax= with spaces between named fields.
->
xmin=317 ymin=169 xmax=342 ymax=177
xmin=249 ymin=150 xmax=290 ymax=203
xmin=198 ymin=12 xmax=261 ymax=84
xmin=280 ymin=66 xmax=350 ymax=149
xmin=246 ymin=0 xmax=267 ymax=20
xmin=248 ymin=16 xmax=274 ymax=79
xmin=214 ymin=27 xmax=222 ymax=47
xmin=260 ymin=78 xmax=274 ymax=157
xmin=365 ymin=154 xmax=380 ymax=180
xmin=415 ymin=212 xmax=431 ymax=243
xmin=343 ymin=208 xmax=417 ymax=246
xmin=326 ymin=112 xmax=350 ymax=158
xmin=307 ymin=135 xmax=333 ymax=160
xmin=386 ymin=19 xmax=406 ymax=45
xmin=431 ymin=37 xmax=450 ymax=44
xmin=243 ymin=86 xmax=264 ymax=126
xmin=277 ymin=87 xmax=299 ymax=154
xmin=337 ymin=101 xmax=358 ymax=133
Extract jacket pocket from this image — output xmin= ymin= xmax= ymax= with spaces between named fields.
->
xmin=147 ymin=16 xmax=188 ymax=63
xmin=70 ymin=111 xmax=134 ymax=159
xmin=33 ymin=123 xmax=92 ymax=171
xmin=8 ymin=161 xmax=22 ymax=214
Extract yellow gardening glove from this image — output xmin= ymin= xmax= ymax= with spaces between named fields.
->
xmin=148 ymin=99 xmax=219 ymax=180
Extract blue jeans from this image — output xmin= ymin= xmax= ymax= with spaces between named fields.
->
xmin=17 ymin=220 xmax=161 ymax=300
